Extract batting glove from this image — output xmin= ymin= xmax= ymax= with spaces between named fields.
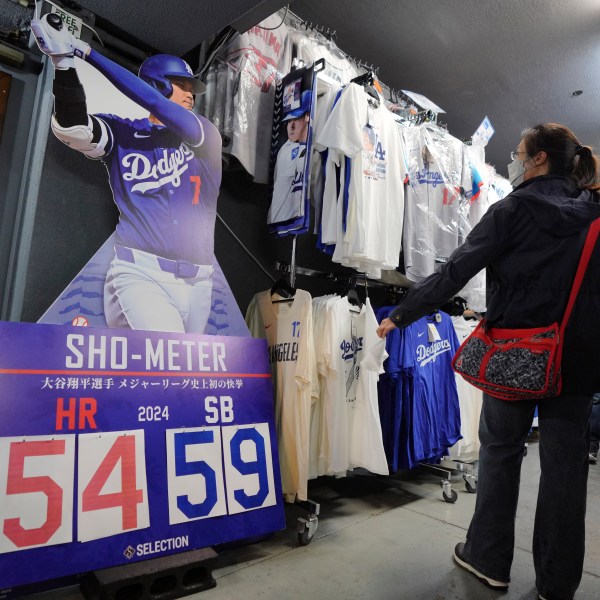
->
xmin=31 ymin=13 xmax=90 ymax=69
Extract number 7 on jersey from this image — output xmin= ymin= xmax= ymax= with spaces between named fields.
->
xmin=190 ymin=175 xmax=202 ymax=205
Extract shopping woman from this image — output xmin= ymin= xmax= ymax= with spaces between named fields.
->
xmin=377 ymin=123 xmax=600 ymax=600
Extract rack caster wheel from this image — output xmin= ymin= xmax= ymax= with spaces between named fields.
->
xmin=463 ymin=474 xmax=477 ymax=494
xmin=297 ymin=515 xmax=318 ymax=546
xmin=442 ymin=489 xmax=458 ymax=503
xmin=298 ymin=529 xmax=312 ymax=546
xmin=441 ymin=480 xmax=457 ymax=503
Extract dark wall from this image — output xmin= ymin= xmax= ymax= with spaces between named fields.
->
xmin=21 ymin=134 xmax=118 ymax=321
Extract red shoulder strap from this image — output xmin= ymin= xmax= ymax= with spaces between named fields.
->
xmin=560 ymin=217 xmax=600 ymax=333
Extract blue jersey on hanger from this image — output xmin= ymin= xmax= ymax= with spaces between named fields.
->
xmin=400 ymin=312 xmax=461 ymax=466
xmin=376 ymin=307 xmax=461 ymax=470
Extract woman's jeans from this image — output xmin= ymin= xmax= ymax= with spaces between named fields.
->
xmin=462 ymin=392 xmax=592 ymax=600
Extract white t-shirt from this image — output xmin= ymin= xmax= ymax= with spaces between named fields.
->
xmin=349 ymin=298 xmax=389 ymax=475
xmin=448 ymin=316 xmax=482 ymax=462
xmin=245 ymin=289 xmax=316 ymax=502
xmin=224 ymin=13 xmax=292 ymax=183
xmin=289 ymin=30 xmax=359 ymax=86
xmin=317 ymin=83 xmax=406 ymax=273
xmin=318 ymin=296 xmax=389 ymax=476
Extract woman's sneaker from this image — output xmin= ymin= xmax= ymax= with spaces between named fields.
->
xmin=590 ymin=451 xmax=598 ymax=464
xmin=453 ymin=543 xmax=509 ymax=589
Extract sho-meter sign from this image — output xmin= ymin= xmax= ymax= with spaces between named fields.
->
xmin=0 ymin=321 xmax=284 ymax=591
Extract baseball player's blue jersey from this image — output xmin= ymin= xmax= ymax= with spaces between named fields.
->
xmin=63 ymin=49 xmax=225 ymax=333
xmin=95 ymin=114 xmax=221 ymax=265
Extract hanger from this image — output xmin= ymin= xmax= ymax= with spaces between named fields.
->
xmin=364 ymin=85 xmax=380 ymax=108
xmin=350 ymin=70 xmax=381 ymax=109
xmin=386 ymin=285 xmax=408 ymax=306
xmin=330 ymin=275 xmax=361 ymax=312
xmin=347 ymin=287 xmax=362 ymax=309
xmin=345 ymin=278 xmax=364 ymax=311
xmin=271 ymin=275 xmax=296 ymax=303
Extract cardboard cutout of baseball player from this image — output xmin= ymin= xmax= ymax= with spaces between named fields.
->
xmin=31 ymin=13 xmax=234 ymax=335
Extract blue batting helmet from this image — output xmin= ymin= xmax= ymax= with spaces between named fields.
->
xmin=139 ymin=54 xmax=206 ymax=98
xmin=282 ymin=90 xmax=312 ymax=121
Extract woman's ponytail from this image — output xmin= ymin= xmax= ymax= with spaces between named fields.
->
xmin=572 ymin=145 xmax=600 ymax=191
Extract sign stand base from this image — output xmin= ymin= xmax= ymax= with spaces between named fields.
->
xmin=80 ymin=547 xmax=218 ymax=600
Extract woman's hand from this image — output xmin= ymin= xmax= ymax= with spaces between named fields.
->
xmin=376 ymin=317 xmax=397 ymax=339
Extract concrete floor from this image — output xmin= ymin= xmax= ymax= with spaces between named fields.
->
xmin=24 ymin=437 xmax=600 ymax=600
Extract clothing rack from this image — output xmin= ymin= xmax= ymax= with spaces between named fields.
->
xmin=417 ymin=460 xmax=478 ymax=502
xmin=281 ymin=8 xmax=441 ymax=127
xmin=221 ymin=7 xmax=479 ymax=509
xmin=276 ymin=260 xmax=478 ymax=503
xmin=274 ymin=261 xmax=398 ymax=290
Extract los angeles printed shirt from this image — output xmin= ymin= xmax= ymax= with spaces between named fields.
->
xmin=245 ymin=289 xmax=317 ymax=502
xmin=316 ymin=83 xmax=406 ymax=275
xmin=315 ymin=296 xmax=389 ymax=476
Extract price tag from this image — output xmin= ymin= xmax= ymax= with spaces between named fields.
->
xmin=427 ymin=323 xmax=441 ymax=342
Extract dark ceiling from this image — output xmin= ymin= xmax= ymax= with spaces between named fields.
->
xmin=17 ymin=0 xmax=600 ymax=176
xmin=291 ymin=0 xmax=600 ymax=175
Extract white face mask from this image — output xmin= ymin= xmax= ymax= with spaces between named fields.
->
xmin=507 ymin=157 xmax=529 ymax=186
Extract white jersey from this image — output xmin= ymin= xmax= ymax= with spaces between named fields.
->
xmin=318 ymin=296 xmax=389 ymax=476
xmin=224 ymin=12 xmax=291 ymax=183
xmin=309 ymin=294 xmax=337 ymax=479
xmin=268 ymin=140 xmax=307 ymax=224
xmin=402 ymin=125 xmax=472 ymax=282
xmin=317 ymin=83 xmax=406 ymax=273
xmin=458 ymin=147 xmax=491 ymax=312
xmin=349 ymin=298 xmax=389 ymax=474
xmin=289 ymin=30 xmax=359 ymax=87
xmin=312 ymin=78 xmax=342 ymax=235
xmin=245 ymin=289 xmax=316 ymax=502
xmin=448 ymin=316 xmax=482 ymax=462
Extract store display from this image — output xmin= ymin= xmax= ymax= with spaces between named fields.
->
xmin=1 ymin=4 xmax=522 ymax=594
xmin=0 ymin=322 xmax=284 ymax=589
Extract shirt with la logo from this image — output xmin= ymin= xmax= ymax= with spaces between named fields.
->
xmin=316 ymin=82 xmax=407 ymax=271
xmin=244 ymin=289 xmax=317 ymax=504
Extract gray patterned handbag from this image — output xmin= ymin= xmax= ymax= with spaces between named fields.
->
xmin=452 ymin=218 xmax=600 ymax=400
